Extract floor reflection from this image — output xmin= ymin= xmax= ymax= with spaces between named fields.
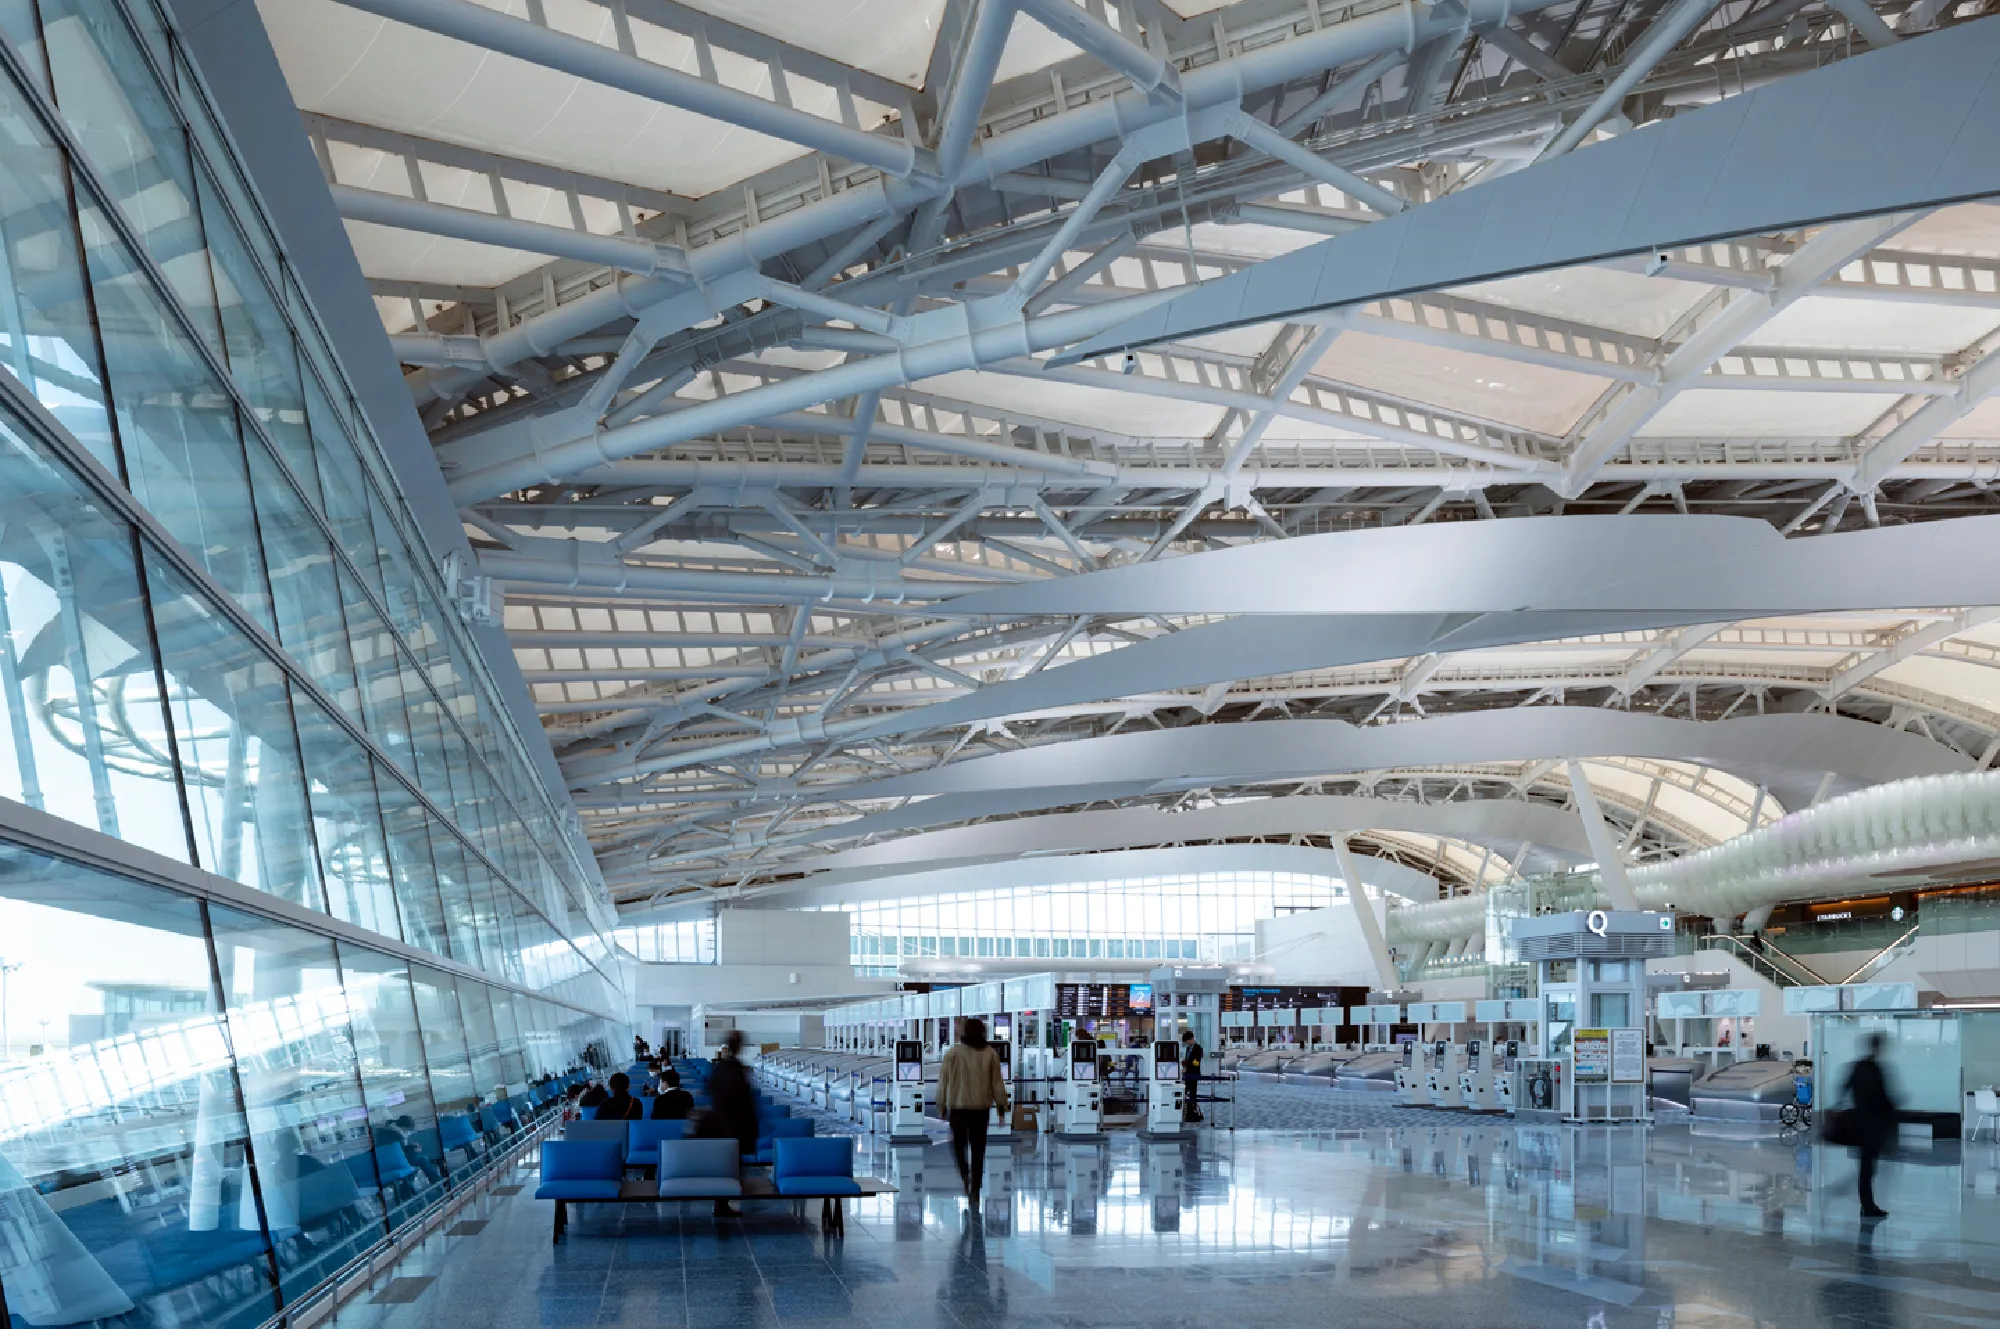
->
xmin=324 ymin=1119 xmax=2000 ymax=1329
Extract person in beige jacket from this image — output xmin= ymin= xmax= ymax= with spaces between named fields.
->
xmin=938 ymin=1017 xmax=1009 ymax=1206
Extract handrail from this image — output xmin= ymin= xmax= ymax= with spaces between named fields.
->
xmin=1697 ymin=933 xmax=1827 ymax=989
xmin=1840 ymin=922 xmax=1921 ymax=985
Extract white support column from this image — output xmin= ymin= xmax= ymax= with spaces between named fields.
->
xmin=1565 ymin=759 xmax=1638 ymax=910
xmin=1332 ymin=838 xmax=1401 ymax=993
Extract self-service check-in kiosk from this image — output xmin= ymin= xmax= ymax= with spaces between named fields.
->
xmin=1140 ymin=1040 xmax=1187 ymax=1138
xmin=1058 ymin=1037 xmax=1105 ymax=1139
xmin=890 ymin=1039 xmax=928 ymax=1142
xmin=989 ymin=1040 xmax=1016 ymax=1144
xmin=1491 ymin=1041 xmax=1523 ymax=1111
xmin=1460 ymin=1039 xmax=1498 ymax=1111
xmin=1426 ymin=1040 xmax=1467 ymax=1107
xmin=1395 ymin=1041 xmax=1427 ymax=1106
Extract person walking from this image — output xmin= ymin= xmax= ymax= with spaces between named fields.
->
xmin=1843 ymin=1031 xmax=1900 ymax=1219
xmin=592 ymin=1072 xmax=645 ymax=1121
xmin=938 ymin=1017 xmax=1008 ymax=1209
xmin=1180 ymin=1029 xmax=1205 ymax=1124
xmin=703 ymin=1032 xmax=759 ymax=1218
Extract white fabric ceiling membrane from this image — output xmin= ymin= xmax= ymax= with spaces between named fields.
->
xmin=830 ymin=710 xmax=1966 ymax=811
xmin=774 ymin=794 xmax=1599 ymax=881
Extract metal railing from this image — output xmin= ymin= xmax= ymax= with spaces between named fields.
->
xmin=1696 ymin=933 xmax=1829 ymax=990
xmin=1839 ymin=922 xmax=1922 ymax=985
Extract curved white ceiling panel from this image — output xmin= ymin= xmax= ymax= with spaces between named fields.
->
xmin=737 ymin=842 xmax=1438 ymax=912
xmin=836 ymin=710 xmax=1969 ymax=810
xmin=939 ymin=515 xmax=2000 ymax=619
xmin=781 ymin=794 xmax=1598 ymax=883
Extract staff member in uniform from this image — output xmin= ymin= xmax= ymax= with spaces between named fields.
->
xmin=1180 ymin=1029 xmax=1205 ymax=1124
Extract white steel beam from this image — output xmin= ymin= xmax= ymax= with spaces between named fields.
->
xmin=1852 ymin=343 xmax=2000 ymax=491
xmin=1823 ymin=609 xmax=2000 ymax=701
xmin=330 ymin=0 xmax=923 ymax=178
xmin=1561 ymin=214 xmax=1917 ymax=494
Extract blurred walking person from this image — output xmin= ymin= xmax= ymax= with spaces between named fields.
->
xmin=1842 ymin=1031 xmax=1900 ymax=1219
xmin=938 ymin=1018 xmax=1008 ymax=1210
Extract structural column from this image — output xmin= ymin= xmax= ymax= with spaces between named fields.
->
xmin=1332 ymin=839 xmax=1402 ymax=992
xmin=1566 ymin=759 xmax=1639 ymax=910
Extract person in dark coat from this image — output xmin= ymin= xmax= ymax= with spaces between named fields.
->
xmin=578 ymin=1080 xmax=609 ymax=1110
xmin=703 ymin=1032 xmax=758 ymax=1218
xmin=651 ymin=1067 xmax=694 ymax=1120
xmin=593 ymin=1072 xmax=645 ymax=1121
xmin=1842 ymin=1031 xmax=1900 ymax=1218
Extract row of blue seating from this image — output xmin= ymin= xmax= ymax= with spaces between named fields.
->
xmin=536 ymin=1136 xmax=861 ymax=1239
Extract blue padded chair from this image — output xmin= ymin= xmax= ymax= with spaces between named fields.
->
xmin=437 ymin=1113 xmax=478 ymax=1157
xmin=772 ymin=1137 xmax=859 ymax=1197
xmin=656 ymin=1139 xmax=740 ymax=1200
xmin=626 ymin=1119 xmax=689 ymax=1172
xmin=750 ymin=1117 xmax=813 ymax=1166
xmin=563 ymin=1119 xmax=628 ymax=1151
xmin=534 ymin=1141 xmax=625 ymax=1242
xmin=371 ymin=1143 xmax=418 ymax=1187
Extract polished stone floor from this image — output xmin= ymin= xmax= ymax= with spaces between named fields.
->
xmin=324 ymin=1118 xmax=2000 ymax=1329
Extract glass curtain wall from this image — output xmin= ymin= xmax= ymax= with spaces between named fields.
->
xmin=0 ymin=0 xmax=620 ymax=1008
xmin=820 ymin=871 xmax=1352 ymax=977
xmin=0 ymin=839 xmax=620 ymax=1329
xmin=0 ymin=2 xmax=633 ymax=1326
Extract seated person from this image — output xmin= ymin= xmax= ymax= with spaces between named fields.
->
xmin=578 ymin=1080 xmax=609 ymax=1109
xmin=592 ymin=1072 xmax=644 ymax=1121
xmin=650 ymin=1071 xmax=694 ymax=1120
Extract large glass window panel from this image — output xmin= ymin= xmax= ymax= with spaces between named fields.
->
xmin=339 ymin=566 xmax=410 ymax=770
xmin=0 ymin=76 xmax=117 ymax=469
xmin=292 ymin=698 xmax=402 ymax=942
xmin=335 ymin=948 xmax=448 ymax=1227
xmin=299 ymin=368 xmax=378 ymax=587
xmin=173 ymin=48 xmax=279 ymax=290
xmin=205 ymin=904 xmax=384 ymax=1306
xmin=248 ymin=444 xmax=360 ymax=718
xmin=74 ymin=195 xmax=273 ymax=632
xmin=0 ymin=410 xmax=189 ymax=861
xmin=405 ymin=966 xmax=480 ymax=1172
xmin=197 ymin=164 xmax=314 ymax=493
xmin=0 ymin=843 xmax=278 ymax=1329
xmin=375 ymin=773 xmax=451 ymax=961
xmin=426 ymin=823 xmax=484 ymax=973
xmin=143 ymin=552 xmax=320 ymax=910
xmin=38 ymin=0 xmax=221 ymax=342
xmin=486 ymin=995 xmax=527 ymax=1097
xmin=363 ymin=486 xmax=421 ymax=642
xmin=452 ymin=980 xmax=504 ymax=1107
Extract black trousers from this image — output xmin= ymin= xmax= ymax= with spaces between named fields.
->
xmin=1858 ymin=1141 xmax=1882 ymax=1212
xmin=1183 ymin=1075 xmax=1202 ymax=1120
xmin=949 ymin=1109 xmax=990 ymax=1191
